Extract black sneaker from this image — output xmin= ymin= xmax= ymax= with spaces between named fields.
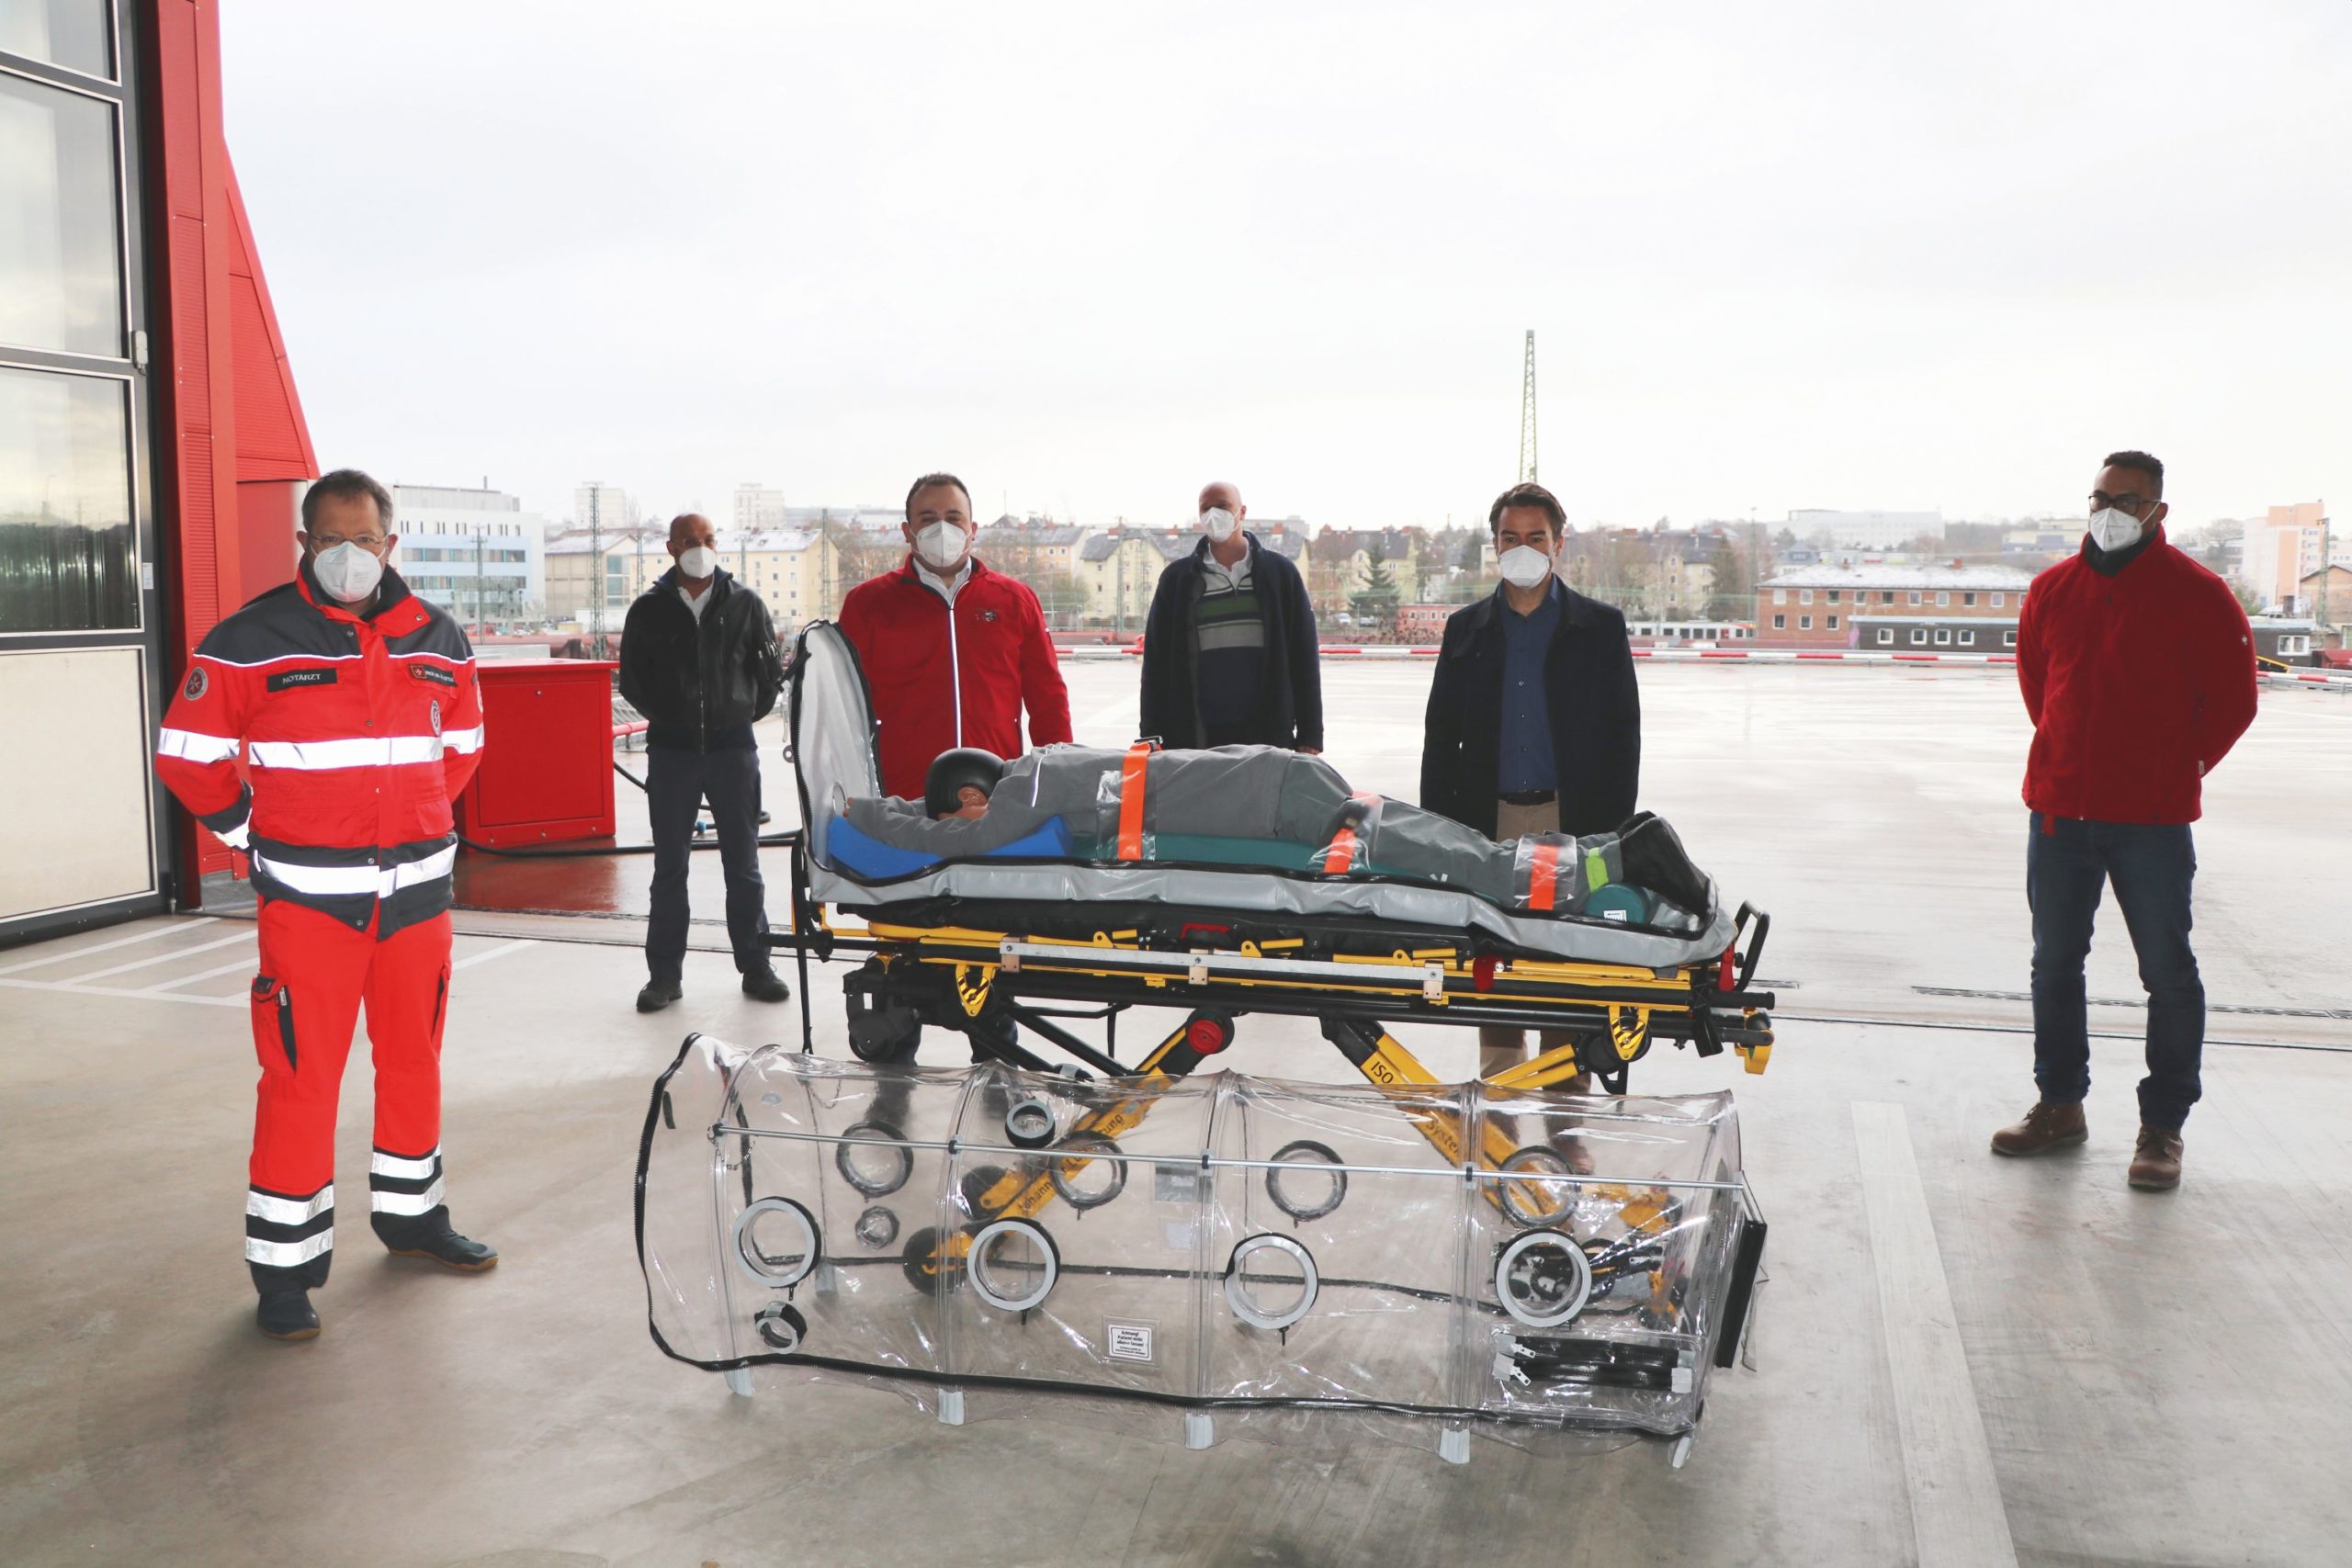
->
xmin=256 ymin=1289 xmax=320 ymax=1341
xmin=741 ymin=967 xmax=792 ymax=1003
xmin=375 ymin=1210 xmax=499 ymax=1273
xmin=636 ymin=979 xmax=683 ymax=1012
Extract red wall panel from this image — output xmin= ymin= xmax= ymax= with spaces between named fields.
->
xmin=148 ymin=0 xmax=318 ymax=895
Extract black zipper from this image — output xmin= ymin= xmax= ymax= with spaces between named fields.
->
xmin=276 ymin=985 xmax=298 ymax=1071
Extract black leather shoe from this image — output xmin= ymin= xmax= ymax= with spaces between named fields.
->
xmin=377 ymin=1212 xmax=499 ymax=1273
xmin=636 ymin=979 xmax=683 ymax=1012
xmin=741 ymin=967 xmax=792 ymax=1003
xmin=256 ymin=1289 xmax=320 ymax=1341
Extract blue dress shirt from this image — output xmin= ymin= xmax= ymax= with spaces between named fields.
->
xmin=1496 ymin=580 xmax=1561 ymax=794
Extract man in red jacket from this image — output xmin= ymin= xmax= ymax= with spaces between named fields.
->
xmin=837 ymin=472 xmax=1073 ymax=800
xmin=156 ymin=469 xmax=496 ymax=1342
xmin=1991 ymin=451 xmax=2256 ymax=1192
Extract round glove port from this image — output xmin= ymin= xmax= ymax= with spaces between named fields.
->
xmin=753 ymin=1301 xmax=808 ymax=1352
xmin=1223 ymin=1233 xmax=1320 ymax=1332
xmin=967 ymin=1218 xmax=1059 ymax=1314
xmin=1493 ymin=1145 xmax=1579 ymax=1228
xmin=731 ymin=1197 xmax=820 ymax=1290
xmin=834 ymin=1121 xmax=913 ymax=1197
xmin=1003 ymin=1096 xmax=1057 ymax=1150
xmin=1495 ymin=1227 xmax=1594 ymax=1329
xmin=854 ymin=1205 xmax=900 ymax=1249
xmin=1046 ymin=1133 xmax=1128 ymax=1211
xmin=1264 ymin=1139 xmax=1348 ymax=1223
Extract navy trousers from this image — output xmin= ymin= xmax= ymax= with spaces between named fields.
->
xmin=2027 ymin=812 xmax=2204 ymax=1130
xmin=645 ymin=745 xmax=769 ymax=984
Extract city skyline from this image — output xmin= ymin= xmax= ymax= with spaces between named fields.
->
xmin=222 ymin=2 xmax=2351 ymax=535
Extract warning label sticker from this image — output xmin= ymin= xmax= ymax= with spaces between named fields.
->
xmin=1105 ymin=1321 xmax=1156 ymax=1363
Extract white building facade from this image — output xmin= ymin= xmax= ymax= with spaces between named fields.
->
xmin=1787 ymin=509 xmax=1945 ymax=550
xmin=390 ymin=483 xmax=545 ymax=625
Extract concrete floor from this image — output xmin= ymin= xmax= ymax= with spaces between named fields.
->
xmin=2 ymin=660 xmax=2347 ymax=1567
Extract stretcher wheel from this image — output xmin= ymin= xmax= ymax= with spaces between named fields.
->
xmin=1047 ymin=1134 xmax=1127 ymax=1210
xmin=901 ymin=1224 xmax=954 ymax=1296
xmin=1264 ymin=1140 xmax=1348 ymax=1224
xmin=959 ymin=1163 xmax=1012 ymax=1218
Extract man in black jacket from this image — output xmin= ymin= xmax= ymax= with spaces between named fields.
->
xmin=1138 ymin=481 xmax=1323 ymax=751
xmin=617 ymin=513 xmax=791 ymax=1012
xmin=1422 ymin=481 xmax=1641 ymax=1080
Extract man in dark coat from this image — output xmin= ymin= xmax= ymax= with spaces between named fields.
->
xmin=617 ymin=512 xmax=791 ymax=1012
xmin=1421 ymin=481 xmax=1641 ymax=1080
xmin=1138 ymin=480 xmax=1323 ymax=751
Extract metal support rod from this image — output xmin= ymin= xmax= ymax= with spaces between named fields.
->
xmin=703 ymin=1122 xmax=1753 ymax=1193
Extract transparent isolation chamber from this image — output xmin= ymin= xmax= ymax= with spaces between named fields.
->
xmin=638 ymin=1035 xmax=1761 ymax=1459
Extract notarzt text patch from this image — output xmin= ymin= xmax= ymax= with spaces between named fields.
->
xmin=266 ymin=668 xmax=341 ymax=693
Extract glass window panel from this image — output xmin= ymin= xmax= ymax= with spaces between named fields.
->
xmin=0 ymin=366 xmax=136 ymax=632
xmin=0 ymin=1 xmax=114 ymax=79
xmin=0 ymin=71 xmax=123 ymax=356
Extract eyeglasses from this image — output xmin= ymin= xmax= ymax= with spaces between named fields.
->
xmin=2088 ymin=492 xmax=2156 ymax=516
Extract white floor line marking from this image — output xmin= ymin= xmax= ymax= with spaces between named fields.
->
xmin=0 ymin=918 xmax=218 ymax=976
xmin=1852 ymin=1101 xmax=2019 ymax=1568
xmin=453 ymin=938 xmax=538 ymax=972
xmin=141 ymin=956 xmax=261 ymax=992
xmin=68 ymin=931 xmax=256 ymax=983
xmin=0 ymin=976 xmax=245 ymax=1009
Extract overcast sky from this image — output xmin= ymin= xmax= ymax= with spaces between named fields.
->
xmin=222 ymin=1 xmax=2352 ymax=533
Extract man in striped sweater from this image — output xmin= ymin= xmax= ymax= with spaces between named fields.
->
xmin=1138 ymin=481 xmax=1323 ymax=752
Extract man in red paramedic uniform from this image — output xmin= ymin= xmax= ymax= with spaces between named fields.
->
xmin=156 ymin=469 xmax=494 ymax=1341
xmin=837 ymin=472 xmax=1072 ymax=800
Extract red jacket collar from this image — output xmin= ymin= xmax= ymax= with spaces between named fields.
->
xmin=895 ymin=554 xmax=990 ymax=589
xmin=296 ymin=558 xmax=430 ymax=635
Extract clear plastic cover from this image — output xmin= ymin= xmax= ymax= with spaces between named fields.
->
xmin=638 ymin=1036 xmax=1760 ymax=1454
xmin=788 ymin=622 xmax=883 ymax=869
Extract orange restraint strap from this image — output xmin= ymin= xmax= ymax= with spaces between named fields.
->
xmin=1526 ymin=840 xmax=1561 ymax=911
xmin=1321 ymin=792 xmax=1380 ymax=874
xmin=1116 ymin=742 xmax=1154 ymax=861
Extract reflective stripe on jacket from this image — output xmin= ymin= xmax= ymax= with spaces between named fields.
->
xmin=155 ymin=562 xmax=485 ymax=937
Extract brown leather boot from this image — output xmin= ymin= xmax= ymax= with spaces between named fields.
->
xmin=1989 ymin=1100 xmax=2087 ymax=1156
xmin=2128 ymin=1126 xmax=2184 ymax=1191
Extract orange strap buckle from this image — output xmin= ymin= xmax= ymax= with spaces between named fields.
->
xmin=1322 ymin=792 xmax=1380 ymax=875
xmin=1116 ymin=741 xmax=1155 ymax=861
xmin=1526 ymin=840 xmax=1561 ymax=911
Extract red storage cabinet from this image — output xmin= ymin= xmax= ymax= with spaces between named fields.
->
xmin=455 ymin=660 xmax=619 ymax=847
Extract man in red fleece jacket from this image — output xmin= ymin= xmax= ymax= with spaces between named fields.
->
xmin=837 ymin=472 xmax=1073 ymax=802
xmin=1991 ymin=450 xmax=2256 ymax=1192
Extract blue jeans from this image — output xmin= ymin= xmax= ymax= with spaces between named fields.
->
xmin=2027 ymin=812 xmax=2204 ymax=1130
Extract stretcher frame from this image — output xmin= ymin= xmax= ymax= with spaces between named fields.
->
xmin=734 ymin=623 xmax=1779 ymax=1452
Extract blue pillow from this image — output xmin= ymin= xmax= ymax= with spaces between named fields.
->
xmin=826 ymin=814 xmax=1073 ymax=880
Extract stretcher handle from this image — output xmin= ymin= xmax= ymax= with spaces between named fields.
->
xmin=1732 ymin=903 xmax=1770 ymax=992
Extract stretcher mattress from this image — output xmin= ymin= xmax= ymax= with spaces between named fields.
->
xmin=789 ymin=623 xmax=1736 ymax=969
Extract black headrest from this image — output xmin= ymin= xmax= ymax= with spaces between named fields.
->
xmin=924 ymin=748 xmax=1006 ymax=818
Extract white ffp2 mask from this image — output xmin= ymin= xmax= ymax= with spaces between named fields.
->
xmin=2087 ymin=506 xmax=2146 ymax=553
xmin=1498 ymin=544 xmax=1554 ymax=591
xmin=677 ymin=545 xmax=719 ymax=579
xmin=916 ymin=521 xmax=970 ymax=571
xmin=1202 ymin=507 xmax=1239 ymax=544
xmin=312 ymin=540 xmax=385 ymax=604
